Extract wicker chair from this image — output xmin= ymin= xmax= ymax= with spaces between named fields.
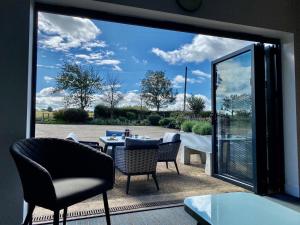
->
xmin=158 ymin=133 xmax=181 ymax=174
xmin=10 ymin=138 xmax=114 ymax=225
xmin=115 ymin=138 xmax=160 ymax=194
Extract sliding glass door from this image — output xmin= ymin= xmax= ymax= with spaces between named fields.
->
xmin=212 ymin=44 xmax=268 ymax=193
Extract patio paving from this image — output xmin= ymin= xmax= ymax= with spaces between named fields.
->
xmin=33 ymin=124 xmax=246 ymax=220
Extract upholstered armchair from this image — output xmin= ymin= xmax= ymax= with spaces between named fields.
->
xmin=10 ymin=138 xmax=114 ymax=225
xmin=158 ymin=133 xmax=181 ymax=174
xmin=115 ymin=138 xmax=160 ymax=194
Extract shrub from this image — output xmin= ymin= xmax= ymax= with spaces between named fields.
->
xmin=192 ymin=121 xmax=212 ymax=135
xmin=118 ymin=116 xmax=127 ymax=122
xmin=140 ymin=119 xmax=150 ymax=126
xmin=159 ymin=117 xmax=177 ymax=128
xmin=94 ymin=104 xmax=111 ymax=118
xmin=148 ymin=113 xmax=161 ymax=126
xmin=53 ymin=109 xmax=65 ymax=121
xmin=63 ymin=108 xmax=89 ymax=123
xmin=181 ymin=120 xmax=197 ymax=132
xmin=90 ymin=118 xmax=123 ymax=125
xmin=126 ymin=112 xmax=136 ymax=120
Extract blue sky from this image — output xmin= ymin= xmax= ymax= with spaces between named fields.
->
xmin=36 ymin=12 xmax=251 ymax=111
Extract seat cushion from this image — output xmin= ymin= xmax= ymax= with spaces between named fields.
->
xmin=163 ymin=133 xmax=180 ymax=143
xmin=53 ymin=177 xmax=110 ymax=208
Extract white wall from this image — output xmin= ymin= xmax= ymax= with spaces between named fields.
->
xmin=0 ymin=0 xmax=33 ymax=224
xmin=281 ymin=34 xmax=299 ymax=197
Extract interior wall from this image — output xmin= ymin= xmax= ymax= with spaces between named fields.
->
xmin=294 ymin=0 xmax=300 ymax=198
xmin=281 ymin=34 xmax=299 ymax=197
xmin=0 ymin=0 xmax=33 ymax=224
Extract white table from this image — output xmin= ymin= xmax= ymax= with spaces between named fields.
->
xmin=184 ymin=192 xmax=300 ymax=225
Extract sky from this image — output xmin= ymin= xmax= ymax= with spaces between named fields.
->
xmin=36 ymin=12 xmax=252 ymax=111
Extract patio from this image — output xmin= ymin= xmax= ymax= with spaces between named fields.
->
xmin=33 ymin=124 xmax=246 ymax=222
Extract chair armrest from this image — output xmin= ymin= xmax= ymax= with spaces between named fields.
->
xmin=79 ymin=141 xmax=103 ymax=151
xmin=79 ymin=141 xmax=99 ymax=146
xmin=10 ymin=150 xmax=56 ymax=205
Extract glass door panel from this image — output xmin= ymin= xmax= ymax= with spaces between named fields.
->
xmin=212 ymin=47 xmax=256 ymax=187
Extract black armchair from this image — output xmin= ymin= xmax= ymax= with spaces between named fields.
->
xmin=10 ymin=138 xmax=114 ymax=225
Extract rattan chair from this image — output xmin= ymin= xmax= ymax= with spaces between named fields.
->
xmin=10 ymin=138 xmax=114 ymax=225
xmin=158 ymin=133 xmax=181 ymax=174
xmin=115 ymin=138 xmax=160 ymax=194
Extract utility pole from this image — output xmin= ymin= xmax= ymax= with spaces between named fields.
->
xmin=183 ymin=66 xmax=187 ymax=111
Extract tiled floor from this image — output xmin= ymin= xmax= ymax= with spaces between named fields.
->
xmin=43 ymin=194 xmax=300 ymax=225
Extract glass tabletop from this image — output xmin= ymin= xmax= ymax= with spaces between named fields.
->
xmin=184 ymin=192 xmax=300 ymax=225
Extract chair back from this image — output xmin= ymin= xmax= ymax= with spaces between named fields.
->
xmin=10 ymin=138 xmax=71 ymax=204
xmin=115 ymin=138 xmax=159 ymax=174
xmin=106 ymin=130 xmax=124 ymax=137
xmin=159 ymin=133 xmax=181 ymax=161
xmin=162 ymin=133 xmax=180 ymax=143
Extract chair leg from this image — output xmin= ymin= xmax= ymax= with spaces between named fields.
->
xmin=152 ymin=173 xmax=159 ymax=191
xmin=53 ymin=210 xmax=60 ymax=225
xmin=147 ymin=174 xmax=150 ymax=180
xmin=174 ymin=161 xmax=180 ymax=175
xmin=103 ymin=192 xmax=111 ymax=225
xmin=23 ymin=204 xmax=35 ymax=225
xmin=166 ymin=162 xmax=168 ymax=168
xmin=126 ymin=175 xmax=131 ymax=194
xmin=63 ymin=208 xmax=67 ymax=225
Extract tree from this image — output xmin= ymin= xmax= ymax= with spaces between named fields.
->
xmin=141 ymin=71 xmax=175 ymax=111
xmin=222 ymin=94 xmax=252 ymax=116
xmin=54 ymin=63 xmax=102 ymax=110
xmin=101 ymin=74 xmax=123 ymax=117
xmin=47 ymin=106 xmax=53 ymax=112
xmin=187 ymin=95 xmax=206 ymax=115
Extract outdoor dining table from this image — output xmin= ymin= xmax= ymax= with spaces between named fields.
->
xmin=99 ymin=135 xmax=156 ymax=160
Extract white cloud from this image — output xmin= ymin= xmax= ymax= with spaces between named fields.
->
xmin=95 ymin=59 xmax=120 ymax=66
xmin=192 ymin=70 xmax=210 ymax=79
xmin=37 ymin=64 xmax=60 ymax=69
xmin=36 ymin=87 xmax=66 ymax=109
xmin=44 ymin=76 xmax=54 ymax=83
xmin=132 ymin=56 xmax=148 ymax=65
xmin=172 ymin=74 xmax=203 ymax=88
xmin=36 ymin=87 xmax=211 ymax=111
xmin=81 ymin=40 xmax=106 ymax=51
xmin=152 ymin=35 xmax=252 ymax=64
xmin=74 ymin=52 xmax=122 ymax=71
xmin=165 ymin=93 xmax=211 ymax=111
xmin=38 ymin=12 xmax=101 ymax=51
xmin=216 ymin=60 xmax=251 ymax=99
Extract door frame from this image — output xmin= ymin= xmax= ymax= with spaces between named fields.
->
xmin=32 ymin=3 xmax=283 ymax=193
xmin=211 ymin=44 xmax=267 ymax=193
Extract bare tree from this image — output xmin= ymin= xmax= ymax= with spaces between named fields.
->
xmin=101 ymin=74 xmax=123 ymax=117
